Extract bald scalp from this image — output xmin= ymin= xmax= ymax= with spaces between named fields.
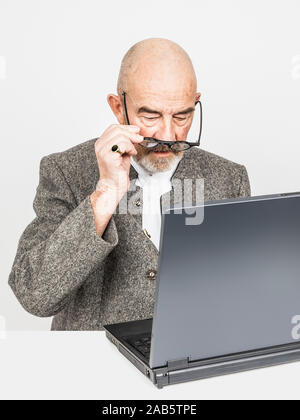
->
xmin=117 ymin=38 xmax=197 ymax=97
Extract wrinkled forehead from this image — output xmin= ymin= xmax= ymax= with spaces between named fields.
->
xmin=126 ymin=63 xmax=197 ymax=112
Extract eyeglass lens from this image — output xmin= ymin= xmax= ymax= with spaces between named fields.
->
xmin=122 ymin=93 xmax=202 ymax=150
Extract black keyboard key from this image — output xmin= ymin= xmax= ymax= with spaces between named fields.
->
xmin=127 ymin=333 xmax=152 ymax=358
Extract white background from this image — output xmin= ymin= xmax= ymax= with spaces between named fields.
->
xmin=0 ymin=0 xmax=300 ymax=399
xmin=1 ymin=332 xmax=300 ymax=400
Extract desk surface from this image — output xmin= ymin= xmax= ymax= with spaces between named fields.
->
xmin=0 ymin=331 xmax=299 ymax=400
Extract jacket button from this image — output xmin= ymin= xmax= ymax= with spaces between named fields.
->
xmin=147 ymin=269 xmax=157 ymax=280
xmin=136 ymin=199 xmax=141 ymax=207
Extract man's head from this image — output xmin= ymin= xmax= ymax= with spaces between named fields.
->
xmin=108 ymin=38 xmax=201 ymax=173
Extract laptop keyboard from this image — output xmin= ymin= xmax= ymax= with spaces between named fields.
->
xmin=127 ymin=333 xmax=151 ymax=359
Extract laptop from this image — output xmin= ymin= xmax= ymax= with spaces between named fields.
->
xmin=103 ymin=191 xmax=300 ymax=388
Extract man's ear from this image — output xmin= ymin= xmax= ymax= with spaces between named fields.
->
xmin=195 ymin=92 xmax=201 ymax=103
xmin=107 ymin=94 xmax=124 ymax=124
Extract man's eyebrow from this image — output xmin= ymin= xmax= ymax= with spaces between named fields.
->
xmin=137 ymin=106 xmax=162 ymax=115
xmin=137 ymin=106 xmax=195 ymax=116
xmin=173 ymin=106 xmax=195 ymax=116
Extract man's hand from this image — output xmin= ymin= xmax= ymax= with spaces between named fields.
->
xmin=95 ymin=124 xmax=143 ymax=195
xmin=90 ymin=124 xmax=143 ymax=236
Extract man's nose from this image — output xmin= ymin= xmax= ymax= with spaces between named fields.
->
xmin=155 ymin=120 xmax=176 ymax=141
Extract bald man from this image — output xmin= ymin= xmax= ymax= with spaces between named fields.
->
xmin=9 ymin=38 xmax=251 ymax=330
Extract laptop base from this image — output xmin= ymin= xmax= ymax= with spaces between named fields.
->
xmin=104 ymin=320 xmax=300 ymax=388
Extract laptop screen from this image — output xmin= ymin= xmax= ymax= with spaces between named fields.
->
xmin=150 ymin=193 xmax=300 ymax=368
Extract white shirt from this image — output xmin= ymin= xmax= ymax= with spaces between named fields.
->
xmin=130 ymin=156 xmax=179 ymax=250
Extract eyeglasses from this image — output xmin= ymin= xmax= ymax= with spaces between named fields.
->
xmin=122 ymin=92 xmax=202 ymax=152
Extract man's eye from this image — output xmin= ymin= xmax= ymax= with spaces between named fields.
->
xmin=143 ymin=116 xmax=159 ymax=120
xmin=174 ymin=116 xmax=188 ymax=121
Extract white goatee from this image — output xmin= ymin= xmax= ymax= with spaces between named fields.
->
xmin=135 ymin=153 xmax=183 ymax=174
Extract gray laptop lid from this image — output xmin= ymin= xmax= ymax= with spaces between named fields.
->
xmin=149 ymin=192 xmax=300 ymax=369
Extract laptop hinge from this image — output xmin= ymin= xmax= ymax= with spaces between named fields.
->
xmin=167 ymin=357 xmax=189 ymax=372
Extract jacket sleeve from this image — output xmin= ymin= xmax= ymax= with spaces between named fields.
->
xmin=8 ymin=155 xmax=118 ymax=317
xmin=238 ymin=165 xmax=251 ymax=197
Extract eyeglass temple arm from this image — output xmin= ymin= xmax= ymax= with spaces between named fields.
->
xmin=122 ymin=92 xmax=130 ymax=125
xmin=197 ymin=100 xmax=202 ymax=145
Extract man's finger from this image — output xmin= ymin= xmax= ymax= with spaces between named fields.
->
xmin=113 ymin=125 xmax=143 ymax=141
xmin=105 ymin=131 xmax=143 ymax=144
xmin=107 ymin=137 xmax=137 ymax=156
xmin=118 ymin=124 xmax=140 ymax=131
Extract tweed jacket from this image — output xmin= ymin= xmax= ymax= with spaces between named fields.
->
xmin=8 ymin=138 xmax=251 ymax=330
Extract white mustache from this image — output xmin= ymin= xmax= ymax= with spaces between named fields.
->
xmin=148 ymin=147 xmax=172 ymax=153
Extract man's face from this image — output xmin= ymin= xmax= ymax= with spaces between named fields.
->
xmin=123 ymin=85 xmax=200 ymax=173
xmin=124 ymin=67 xmax=200 ymax=172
